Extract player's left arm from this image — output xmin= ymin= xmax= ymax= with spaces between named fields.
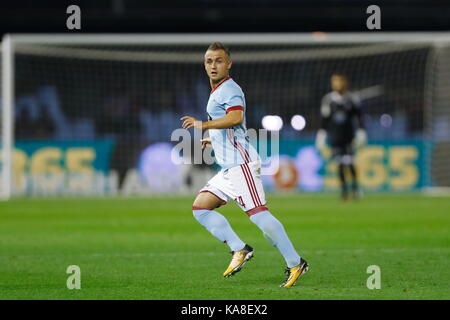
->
xmin=181 ymin=110 xmax=243 ymax=130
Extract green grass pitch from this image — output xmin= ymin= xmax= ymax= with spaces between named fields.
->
xmin=0 ymin=194 xmax=449 ymax=300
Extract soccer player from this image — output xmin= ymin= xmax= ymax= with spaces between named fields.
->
xmin=181 ymin=42 xmax=308 ymax=287
xmin=315 ymin=73 xmax=367 ymax=200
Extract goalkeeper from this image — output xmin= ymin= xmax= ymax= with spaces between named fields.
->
xmin=315 ymin=73 xmax=367 ymax=200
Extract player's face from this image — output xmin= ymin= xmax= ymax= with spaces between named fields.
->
xmin=331 ymin=75 xmax=348 ymax=93
xmin=204 ymin=49 xmax=232 ymax=83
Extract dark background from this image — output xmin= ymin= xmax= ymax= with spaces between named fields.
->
xmin=0 ymin=0 xmax=449 ymax=35
xmin=4 ymin=0 xmax=450 ymax=186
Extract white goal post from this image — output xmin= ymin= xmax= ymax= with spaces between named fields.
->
xmin=2 ymin=32 xmax=450 ymax=199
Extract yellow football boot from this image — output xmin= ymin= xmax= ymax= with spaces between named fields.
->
xmin=223 ymin=244 xmax=254 ymax=278
xmin=280 ymin=258 xmax=309 ymax=287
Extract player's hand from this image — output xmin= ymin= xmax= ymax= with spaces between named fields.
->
xmin=181 ymin=116 xmax=203 ymax=130
xmin=315 ymin=129 xmax=327 ymax=151
xmin=353 ymin=129 xmax=367 ymax=148
xmin=201 ymin=138 xmax=212 ymax=150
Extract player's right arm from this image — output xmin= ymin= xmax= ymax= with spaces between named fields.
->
xmin=203 ymin=84 xmax=245 ymax=130
xmin=180 ymin=110 xmax=243 ymax=130
xmin=201 ymin=109 xmax=243 ymax=130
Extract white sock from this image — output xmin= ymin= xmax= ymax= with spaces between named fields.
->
xmin=250 ymin=210 xmax=301 ymax=268
xmin=193 ymin=208 xmax=246 ymax=252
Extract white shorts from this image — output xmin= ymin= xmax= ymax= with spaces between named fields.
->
xmin=199 ymin=161 xmax=267 ymax=216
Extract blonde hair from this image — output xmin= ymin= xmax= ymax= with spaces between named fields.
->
xmin=207 ymin=42 xmax=231 ymax=59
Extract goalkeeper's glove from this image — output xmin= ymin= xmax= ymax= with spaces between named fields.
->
xmin=315 ymin=129 xmax=327 ymax=151
xmin=354 ymin=128 xmax=367 ymax=148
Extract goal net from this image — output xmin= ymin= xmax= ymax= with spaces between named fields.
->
xmin=1 ymin=33 xmax=450 ymax=198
